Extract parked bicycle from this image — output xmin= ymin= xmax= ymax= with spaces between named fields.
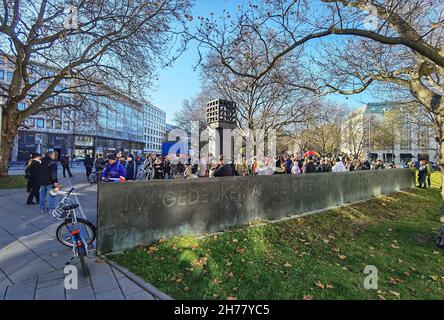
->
xmin=54 ymin=188 xmax=97 ymax=276
xmin=136 ymin=166 xmax=145 ymax=180
xmin=51 ymin=187 xmax=74 ymax=220
xmin=87 ymin=170 xmax=100 ymax=184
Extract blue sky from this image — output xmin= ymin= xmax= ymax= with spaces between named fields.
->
xmin=150 ymin=1 xmax=375 ymax=123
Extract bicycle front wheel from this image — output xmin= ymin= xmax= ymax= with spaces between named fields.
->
xmin=87 ymin=173 xmax=97 ymax=184
xmin=56 ymin=218 xmax=97 ymax=248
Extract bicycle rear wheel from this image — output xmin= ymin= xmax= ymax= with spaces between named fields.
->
xmin=56 ymin=218 xmax=96 ymax=248
xmin=87 ymin=172 xmax=97 ymax=184
xmin=77 ymin=246 xmax=90 ymax=277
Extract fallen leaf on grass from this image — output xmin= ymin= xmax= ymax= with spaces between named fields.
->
xmin=302 ymin=295 xmax=313 ymax=300
xmin=430 ymin=275 xmax=439 ymax=281
xmin=338 ymin=255 xmax=347 ymax=260
xmin=326 ymin=284 xmax=334 ymax=289
xmin=232 ymin=238 xmax=238 ymax=243
xmin=193 ymin=257 xmax=208 ymax=267
xmin=390 ymin=291 xmax=401 ymax=299
xmin=332 ymin=247 xmax=340 ymax=253
xmin=235 ymin=247 xmax=246 ymax=254
xmin=212 ymin=278 xmax=222 ymax=285
xmin=314 ymin=281 xmax=325 ymax=289
xmin=227 ymin=296 xmax=237 ymax=300
xmin=147 ymin=246 xmax=158 ymax=254
xmin=284 ymin=262 xmax=292 ymax=268
xmin=390 ymin=243 xmax=400 ymax=249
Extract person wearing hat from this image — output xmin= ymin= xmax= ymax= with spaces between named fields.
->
xmin=26 ymin=153 xmax=42 ymax=205
xmin=101 ymin=153 xmax=126 ymax=181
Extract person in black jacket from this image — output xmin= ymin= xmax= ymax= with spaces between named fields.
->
xmin=302 ymin=156 xmax=317 ymax=174
xmin=84 ymin=154 xmax=94 ymax=178
xmin=213 ymin=155 xmax=234 ymax=177
xmin=60 ymin=155 xmax=74 ymax=178
xmin=125 ymin=154 xmax=137 ymax=180
xmin=26 ymin=153 xmax=42 ymax=205
xmin=39 ymin=151 xmax=59 ymax=214
xmin=153 ymin=157 xmax=164 ymax=179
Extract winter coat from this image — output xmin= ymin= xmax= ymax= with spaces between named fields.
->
xmin=39 ymin=157 xmax=58 ymax=186
xmin=303 ymin=162 xmax=317 ymax=174
xmin=60 ymin=157 xmax=70 ymax=167
xmin=213 ymin=164 xmax=234 ymax=177
xmin=125 ymin=160 xmax=137 ymax=180
xmin=101 ymin=161 xmax=126 ymax=179
xmin=332 ymin=161 xmax=347 ymax=173
xmin=27 ymin=160 xmax=41 ymax=185
xmin=84 ymin=156 xmax=94 ymax=168
xmin=153 ymin=161 xmax=164 ymax=179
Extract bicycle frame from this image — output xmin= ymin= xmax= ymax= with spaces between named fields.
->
xmin=65 ymin=209 xmax=90 ymax=257
xmin=52 ymin=188 xmax=75 ymax=219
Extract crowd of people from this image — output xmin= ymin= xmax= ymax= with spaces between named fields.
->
xmin=92 ymin=151 xmax=437 ymax=183
xmin=22 ymin=151 xmax=437 ymax=212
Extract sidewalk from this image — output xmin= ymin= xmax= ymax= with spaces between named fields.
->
xmin=0 ymin=171 xmax=170 ymax=300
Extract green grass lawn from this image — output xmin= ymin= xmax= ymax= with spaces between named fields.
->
xmin=111 ymin=172 xmax=444 ymax=300
xmin=0 ymin=175 xmax=27 ymax=189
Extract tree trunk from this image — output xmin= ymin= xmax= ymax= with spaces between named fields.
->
xmin=437 ymin=108 xmax=444 ymax=202
xmin=0 ymin=110 xmax=19 ymax=177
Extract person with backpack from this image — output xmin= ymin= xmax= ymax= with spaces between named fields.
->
xmin=39 ymin=151 xmax=59 ymax=214
xmin=26 ymin=153 xmax=42 ymax=205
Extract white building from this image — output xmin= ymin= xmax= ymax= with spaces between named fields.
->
xmin=143 ymin=103 xmax=166 ymax=154
xmin=341 ymin=103 xmax=438 ymax=164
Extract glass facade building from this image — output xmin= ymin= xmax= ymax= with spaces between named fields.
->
xmin=1 ymin=55 xmax=166 ymax=162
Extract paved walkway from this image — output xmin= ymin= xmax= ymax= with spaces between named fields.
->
xmin=0 ymin=169 xmax=170 ymax=300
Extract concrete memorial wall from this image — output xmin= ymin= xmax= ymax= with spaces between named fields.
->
xmin=97 ymin=169 xmax=415 ymax=254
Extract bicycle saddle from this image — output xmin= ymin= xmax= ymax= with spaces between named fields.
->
xmin=62 ymin=203 xmax=79 ymax=211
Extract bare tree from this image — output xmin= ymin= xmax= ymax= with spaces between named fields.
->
xmin=195 ymin=23 xmax=322 ymax=137
xmin=173 ymin=97 xmax=208 ymax=133
xmin=294 ymin=101 xmax=346 ymax=156
xmin=190 ymin=0 xmax=444 ymax=199
xmin=0 ymin=0 xmax=191 ymax=175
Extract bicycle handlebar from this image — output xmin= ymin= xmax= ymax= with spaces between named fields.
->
xmin=67 ymin=187 xmax=75 ymax=194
